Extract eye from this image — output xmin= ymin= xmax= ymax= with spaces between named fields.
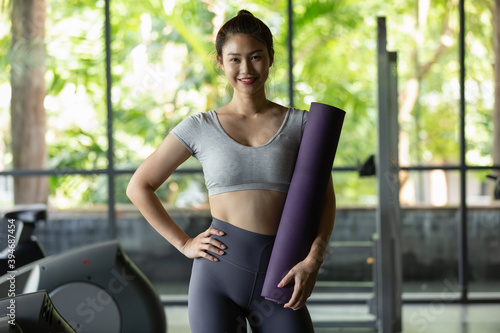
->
xmin=251 ymin=55 xmax=261 ymax=60
xmin=230 ymin=58 xmax=240 ymax=62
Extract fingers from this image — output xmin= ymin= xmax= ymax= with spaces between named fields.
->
xmin=278 ymin=271 xmax=294 ymax=288
xmin=199 ymin=249 xmax=220 ymax=262
xmin=279 ymin=270 xmax=302 ymax=310
xmin=283 ymin=281 xmax=300 ymax=310
xmin=204 ymin=227 xmax=227 ymax=250
xmin=284 ymin=283 xmax=306 ymax=310
xmin=204 ymin=227 xmax=225 ymax=237
xmin=280 ymin=265 xmax=314 ymax=310
xmin=202 ymin=241 xmax=226 ymax=255
xmin=197 ymin=227 xmax=227 ymax=262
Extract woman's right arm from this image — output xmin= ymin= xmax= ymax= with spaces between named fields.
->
xmin=126 ymin=133 xmax=225 ymax=262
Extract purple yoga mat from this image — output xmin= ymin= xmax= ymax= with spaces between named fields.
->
xmin=261 ymin=102 xmax=345 ymax=304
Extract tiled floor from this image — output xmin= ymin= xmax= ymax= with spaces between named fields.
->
xmin=400 ymin=304 xmax=500 ymax=333
xmin=163 ymin=303 xmax=500 ymax=333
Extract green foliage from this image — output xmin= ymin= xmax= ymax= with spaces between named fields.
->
xmin=463 ymin=0 xmax=495 ymax=166
xmin=293 ymin=0 xmax=379 ymax=172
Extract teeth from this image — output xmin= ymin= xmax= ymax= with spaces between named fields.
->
xmin=240 ymin=78 xmax=254 ymax=81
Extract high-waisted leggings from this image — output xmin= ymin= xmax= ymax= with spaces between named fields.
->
xmin=188 ymin=218 xmax=314 ymax=333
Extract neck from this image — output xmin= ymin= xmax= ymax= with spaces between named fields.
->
xmin=228 ymin=89 xmax=271 ymax=116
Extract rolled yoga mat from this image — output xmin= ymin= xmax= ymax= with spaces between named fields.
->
xmin=261 ymin=102 xmax=346 ymax=304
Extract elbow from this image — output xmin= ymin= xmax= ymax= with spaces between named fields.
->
xmin=126 ymin=176 xmax=153 ymax=202
xmin=126 ymin=176 xmax=141 ymax=201
xmin=126 ymin=179 xmax=135 ymax=201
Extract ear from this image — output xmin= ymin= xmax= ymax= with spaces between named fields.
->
xmin=217 ymin=54 xmax=224 ymax=71
xmin=269 ymin=49 xmax=275 ymax=67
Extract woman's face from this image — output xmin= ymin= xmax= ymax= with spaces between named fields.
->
xmin=218 ymin=33 xmax=273 ymax=97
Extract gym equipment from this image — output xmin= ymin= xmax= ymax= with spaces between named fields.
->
xmin=486 ymin=175 xmax=500 ymax=199
xmin=359 ymin=155 xmax=376 ymax=177
xmin=0 ymin=205 xmax=166 ymax=333
xmin=0 ymin=315 xmax=24 ymax=333
xmin=0 ymin=204 xmax=46 ymax=275
xmin=0 ymin=290 xmax=75 ymax=333
xmin=261 ymin=102 xmax=345 ymax=303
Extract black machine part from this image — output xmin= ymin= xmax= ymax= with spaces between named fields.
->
xmin=0 ymin=204 xmax=47 ymax=274
xmin=486 ymin=174 xmax=500 ymax=200
xmin=3 ymin=204 xmax=47 ymax=225
xmin=359 ymin=155 xmax=376 ymax=177
xmin=0 ymin=315 xmax=24 ymax=333
xmin=0 ymin=291 xmax=76 ymax=333
xmin=0 ymin=240 xmax=166 ymax=333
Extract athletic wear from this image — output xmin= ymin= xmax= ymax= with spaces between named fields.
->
xmin=170 ymin=108 xmax=308 ymax=196
xmin=188 ymin=218 xmax=314 ymax=333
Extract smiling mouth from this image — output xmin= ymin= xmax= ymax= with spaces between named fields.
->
xmin=238 ymin=78 xmax=257 ymax=85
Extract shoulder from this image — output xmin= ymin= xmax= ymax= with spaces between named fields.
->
xmin=169 ymin=111 xmax=215 ymax=155
xmin=285 ymin=108 xmax=308 ymax=134
xmin=185 ymin=110 xmax=211 ymax=121
xmin=170 ymin=110 xmax=216 ymax=138
xmin=288 ymin=107 xmax=307 ymax=114
xmin=174 ymin=110 xmax=214 ymax=126
xmin=288 ymin=107 xmax=308 ymax=121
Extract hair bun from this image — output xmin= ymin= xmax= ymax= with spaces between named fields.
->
xmin=237 ymin=9 xmax=254 ymax=17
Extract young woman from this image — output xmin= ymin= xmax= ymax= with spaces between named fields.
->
xmin=127 ymin=10 xmax=336 ymax=332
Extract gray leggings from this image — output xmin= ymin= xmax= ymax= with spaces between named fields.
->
xmin=188 ymin=218 xmax=314 ymax=333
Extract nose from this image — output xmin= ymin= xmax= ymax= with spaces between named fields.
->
xmin=240 ymin=59 xmax=254 ymax=75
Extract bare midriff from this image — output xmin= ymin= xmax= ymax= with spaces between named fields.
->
xmin=208 ymin=189 xmax=287 ymax=235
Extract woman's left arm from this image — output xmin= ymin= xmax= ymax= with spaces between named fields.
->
xmin=279 ymin=174 xmax=336 ymax=310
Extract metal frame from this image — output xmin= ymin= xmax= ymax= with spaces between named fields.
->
xmin=458 ymin=0 xmax=469 ymax=303
xmin=376 ymin=17 xmax=402 ymax=332
xmin=105 ymin=0 xmax=116 ymax=239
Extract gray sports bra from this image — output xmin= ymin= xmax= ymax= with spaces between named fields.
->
xmin=170 ymin=108 xmax=308 ymax=196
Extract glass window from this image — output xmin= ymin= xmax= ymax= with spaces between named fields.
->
xmin=292 ymin=1 xmax=378 ymax=168
xmin=401 ymin=207 xmax=459 ymax=295
xmin=388 ymin=2 xmax=460 ymax=168
xmin=465 ymin=1 xmax=495 ymax=167
xmin=45 ymin=1 xmax=108 ymax=172
xmin=467 ymin=169 xmax=500 ymax=297
xmin=467 ymin=169 xmax=497 ymax=206
xmin=467 ymin=207 xmax=500 ymax=297
xmin=334 ymin=171 xmax=378 ymax=208
xmin=400 ymin=170 xmax=460 ymax=207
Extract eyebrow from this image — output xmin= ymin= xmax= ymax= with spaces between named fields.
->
xmin=226 ymin=49 xmax=264 ymax=56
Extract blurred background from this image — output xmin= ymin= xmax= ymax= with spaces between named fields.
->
xmin=0 ymin=0 xmax=498 ymax=303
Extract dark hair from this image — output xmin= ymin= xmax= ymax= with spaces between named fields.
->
xmin=215 ymin=10 xmax=274 ymax=63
